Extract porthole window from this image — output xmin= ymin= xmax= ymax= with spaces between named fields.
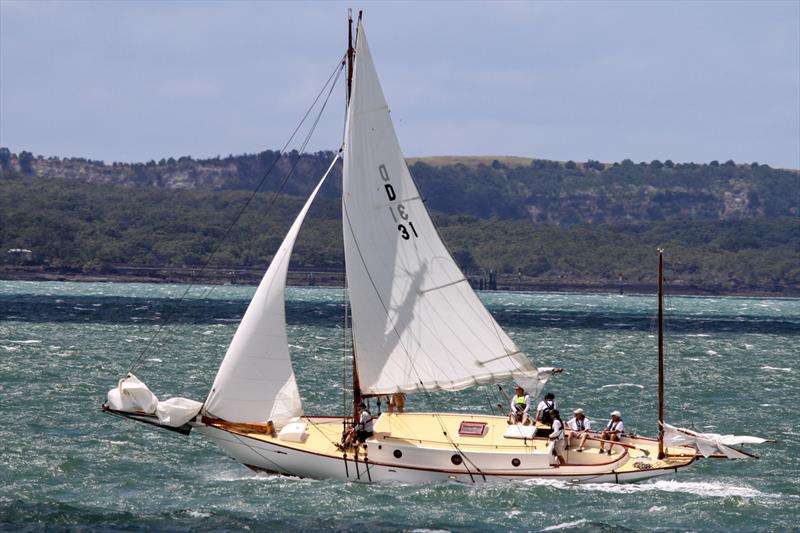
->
xmin=393 ymin=449 xmax=403 ymax=459
xmin=451 ymin=454 xmax=463 ymax=466
xmin=511 ymin=458 xmax=521 ymax=467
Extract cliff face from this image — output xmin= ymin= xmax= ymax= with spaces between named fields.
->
xmin=2 ymin=149 xmax=796 ymax=226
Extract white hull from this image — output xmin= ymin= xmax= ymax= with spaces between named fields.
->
xmin=194 ymin=419 xmax=694 ymax=484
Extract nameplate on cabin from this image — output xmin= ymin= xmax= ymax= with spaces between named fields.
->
xmin=458 ymin=421 xmax=487 ymax=437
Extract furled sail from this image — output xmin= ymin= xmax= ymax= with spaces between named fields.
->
xmin=342 ymin=23 xmax=541 ymax=394
xmin=204 ymin=154 xmax=340 ymax=425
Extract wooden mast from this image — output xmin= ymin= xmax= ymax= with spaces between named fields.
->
xmin=657 ymin=248 xmax=666 ymax=459
xmin=346 ymin=9 xmax=363 ymax=421
xmin=346 ymin=9 xmax=354 ymax=105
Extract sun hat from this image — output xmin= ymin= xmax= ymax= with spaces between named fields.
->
xmin=574 ymin=408 xmax=584 ymax=414
xmin=611 ymin=410 xmax=621 ymax=417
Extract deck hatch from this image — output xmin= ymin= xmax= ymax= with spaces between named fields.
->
xmin=458 ymin=421 xmax=487 ymax=437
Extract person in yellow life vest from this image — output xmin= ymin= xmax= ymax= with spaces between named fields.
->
xmin=507 ymin=385 xmax=531 ymax=425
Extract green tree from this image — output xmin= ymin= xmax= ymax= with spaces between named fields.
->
xmin=0 ymin=147 xmax=11 ymax=170
xmin=18 ymin=151 xmax=34 ymax=175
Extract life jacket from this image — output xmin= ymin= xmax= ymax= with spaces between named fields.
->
xmin=550 ymin=419 xmax=564 ymax=440
xmin=606 ymin=419 xmax=621 ymax=432
xmin=514 ymin=395 xmax=527 ymax=412
xmin=574 ymin=417 xmax=585 ymax=431
xmin=541 ymin=400 xmax=555 ymax=425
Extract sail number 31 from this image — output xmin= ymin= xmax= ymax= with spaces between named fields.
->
xmin=380 ymin=164 xmax=419 ymax=240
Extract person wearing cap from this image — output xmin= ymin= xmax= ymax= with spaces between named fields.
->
xmin=566 ymin=408 xmax=592 ymax=452
xmin=507 ymin=385 xmax=532 ymax=425
xmin=599 ymin=410 xmax=624 ymax=455
xmin=548 ymin=409 xmax=566 ymax=466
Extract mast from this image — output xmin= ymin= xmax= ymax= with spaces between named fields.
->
xmin=346 ymin=9 xmax=363 ymax=421
xmin=657 ymin=248 xmax=665 ymax=459
xmin=346 ymin=10 xmax=354 ymax=105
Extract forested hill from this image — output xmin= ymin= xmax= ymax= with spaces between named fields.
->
xmin=1 ymin=147 xmax=797 ymax=225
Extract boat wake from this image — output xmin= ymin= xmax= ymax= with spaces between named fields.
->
xmin=600 ymin=383 xmax=645 ymax=389
xmin=522 ymin=478 xmax=779 ymax=499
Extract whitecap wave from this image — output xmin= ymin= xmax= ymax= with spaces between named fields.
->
xmin=760 ymin=366 xmax=791 ymax=372
xmin=601 ymin=383 xmax=644 ymax=389
xmin=541 ymin=519 xmax=589 ymax=531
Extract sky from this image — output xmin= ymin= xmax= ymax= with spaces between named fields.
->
xmin=1 ymin=0 xmax=799 ymax=168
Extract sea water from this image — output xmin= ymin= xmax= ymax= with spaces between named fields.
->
xmin=1 ymin=281 xmax=798 ymax=532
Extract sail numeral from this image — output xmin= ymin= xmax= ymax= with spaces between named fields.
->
xmin=397 ymin=222 xmax=419 ymax=240
xmin=380 ymin=164 xmax=420 ymax=240
xmin=398 ymin=224 xmax=410 ymax=240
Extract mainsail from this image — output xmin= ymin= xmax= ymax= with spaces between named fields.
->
xmin=342 ymin=23 xmax=541 ymax=394
xmin=204 ymin=154 xmax=340 ymax=425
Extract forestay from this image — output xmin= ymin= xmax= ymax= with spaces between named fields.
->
xmin=204 ymin=154 xmax=340 ymax=426
xmin=342 ymin=23 xmax=541 ymax=394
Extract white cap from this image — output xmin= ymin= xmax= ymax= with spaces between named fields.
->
xmin=611 ymin=410 xmax=621 ymax=417
xmin=573 ymin=408 xmax=584 ymax=414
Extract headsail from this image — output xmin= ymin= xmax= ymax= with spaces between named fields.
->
xmin=205 ymin=154 xmax=340 ymax=425
xmin=342 ymin=23 xmax=541 ymax=395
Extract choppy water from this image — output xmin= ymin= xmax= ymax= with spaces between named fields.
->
xmin=1 ymin=281 xmax=798 ymax=532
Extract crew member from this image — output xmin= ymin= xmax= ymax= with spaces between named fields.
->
xmin=535 ymin=392 xmax=558 ymax=425
xmin=343 ymin=402 xmax=375 ymax=453
xmin=566 ymin=408 xmax=591 ymax=452
xmin=599 ymin=410 xmax=624 ymax=455
xmin=388 ymin=392 xmax=406 ymax=414
xmin=549 ymin=409 xmax=566 ymax=466
xmin=507 ymin=385 xmax=531 ymax=425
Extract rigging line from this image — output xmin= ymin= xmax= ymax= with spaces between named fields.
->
xmin=229 ymin=432 xmax=298 ymax=477
xmin=304 ymin=417 xmax=347 ymax=452
xmin=237 ymin=71 xmax=345 ymax=251
xmin=342 ymin=258 xmax=350 ymax=430
xmin=126 ymin=55 xmax=346 ymax=375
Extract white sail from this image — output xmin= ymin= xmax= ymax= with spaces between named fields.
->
xmin=342 ymin=23 xmax=540 ymax=395
xmin=205 ymin=154 xmax=340 ymax=425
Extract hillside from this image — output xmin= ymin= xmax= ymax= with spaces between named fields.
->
xmin=2 ymin=171 xmax=798 ymax=294
xmin=2 ymin=147 xmax=797 ymax=226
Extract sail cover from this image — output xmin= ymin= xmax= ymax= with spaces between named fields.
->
xmin=342 ymin=23 xmax=541 ymax=394
xmin=205 ymin=154 xmax=340 ymax=425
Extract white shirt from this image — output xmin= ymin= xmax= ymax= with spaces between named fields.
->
xmin=567 ymin=417 xmax=591 ymax=432
xmin=536 ymin=399 xmax=557 ymax=414
xmin=550 ymin=419 xmax=565 ymax=440
xmin=604 ymin=419 xmax=624 ymax=433
xmin=358 ymin=410 xmax=374 ymax=432
xmin=510 ymin=394 xmax=531 ymax=414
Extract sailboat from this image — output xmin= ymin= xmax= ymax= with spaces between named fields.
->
xmin=103 ymin=13 xmax=767 ymax=483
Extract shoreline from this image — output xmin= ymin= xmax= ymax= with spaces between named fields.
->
xmin=2 ymin=268 xmax=796 ymax=298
